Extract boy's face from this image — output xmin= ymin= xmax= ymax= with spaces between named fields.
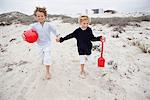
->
xmin=80 ymin=20 xmax=89 ymax=29
xmin=35 ymin=11 xmax=46 ymax=23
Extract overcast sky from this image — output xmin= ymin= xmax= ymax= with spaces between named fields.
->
xmin=0 ymin=0 xmax=150 ymax=15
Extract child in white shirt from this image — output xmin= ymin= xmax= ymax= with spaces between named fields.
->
xmin=32 ymin=7 xmax=59 ymax=80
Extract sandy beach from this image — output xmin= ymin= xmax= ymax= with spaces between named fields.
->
xmin=0 ymin=13 xmax=150 ymax=100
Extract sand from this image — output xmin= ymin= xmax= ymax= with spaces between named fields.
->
xmin=0 ymin=20 xmax=150 ymax=100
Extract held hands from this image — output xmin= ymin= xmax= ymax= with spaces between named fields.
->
xmin=56 ymin=35 xmax=61 ymax=42
xmin=56 ymin=37 xmax=60 ymax=42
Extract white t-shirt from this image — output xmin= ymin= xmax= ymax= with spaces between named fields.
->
xmin=32 ymin=22 xmax=59 ymax=46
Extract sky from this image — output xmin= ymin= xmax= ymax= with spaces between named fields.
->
xmin=0 ymin=0 xmax=150 ymax=16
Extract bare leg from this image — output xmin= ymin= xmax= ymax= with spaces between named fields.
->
xmin=80 ymin=64 xmax=86 ymax=79
xmin=45 ymin=65 xmax=51 ymax=80
xmin=80 ymin=64 xmax=85 ymax=73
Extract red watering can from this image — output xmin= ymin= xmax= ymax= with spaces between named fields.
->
xmin=98 ymin=37 xmax=105 ymax=67
xmin=22 ymin=28 xmax=38 ymax=43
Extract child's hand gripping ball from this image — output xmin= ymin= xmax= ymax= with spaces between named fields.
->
xmin=22 ymin=28 xmax=38 ymax=43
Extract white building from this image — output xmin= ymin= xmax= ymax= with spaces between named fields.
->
xmin=76 ymin=8 xmax=104 ymax=18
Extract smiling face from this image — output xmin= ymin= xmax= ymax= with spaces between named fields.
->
xmin=80 ymin=20 xmax=89 ymax=29
xmin=35 ymin=11 xmax=46 ymax=24
xmin=79 ymin=16 xmax=89 ymax=30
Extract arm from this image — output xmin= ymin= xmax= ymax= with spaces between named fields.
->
xmin=49 ymin=24 xmax=60 ymax=37
xmin=90 ymin=29 xmax=102 ymax=41
xmin=60 ymin=32 xmax=75 ymax=43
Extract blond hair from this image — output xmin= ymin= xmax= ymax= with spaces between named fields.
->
xmin=78 ymin=15 xmax=90 ymax=23
xmin=34 ymin=7 xmax=47 ymax=16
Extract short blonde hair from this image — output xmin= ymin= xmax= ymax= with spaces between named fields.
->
xmin=34 ymin=7 xmax=47 ymax=16
xmin=78 ymin=15 xmax=90 ymax=23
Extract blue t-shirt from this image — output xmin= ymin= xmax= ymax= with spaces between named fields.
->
xmin=32 ymin=22 xmax=58 ymax=46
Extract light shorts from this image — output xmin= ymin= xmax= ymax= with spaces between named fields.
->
xmin=38 ymin=45 xmax=52 ymax=65
xmin=79 ymin=54 xmax=93 ymax=64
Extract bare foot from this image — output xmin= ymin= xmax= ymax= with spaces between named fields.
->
xmin=79 ymin=71 xmax=86 ymax=79
xmin=45 ymin=73 xmax=51 ymax=80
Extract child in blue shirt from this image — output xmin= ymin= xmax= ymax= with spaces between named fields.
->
xmin=33 ymin=7 xmax=60 ymax=80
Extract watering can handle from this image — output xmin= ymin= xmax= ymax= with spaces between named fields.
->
xmin=100 ymin=36 xmax=106 ymax=43
xmin=100 ymin=36 xmax=105 ymax=57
